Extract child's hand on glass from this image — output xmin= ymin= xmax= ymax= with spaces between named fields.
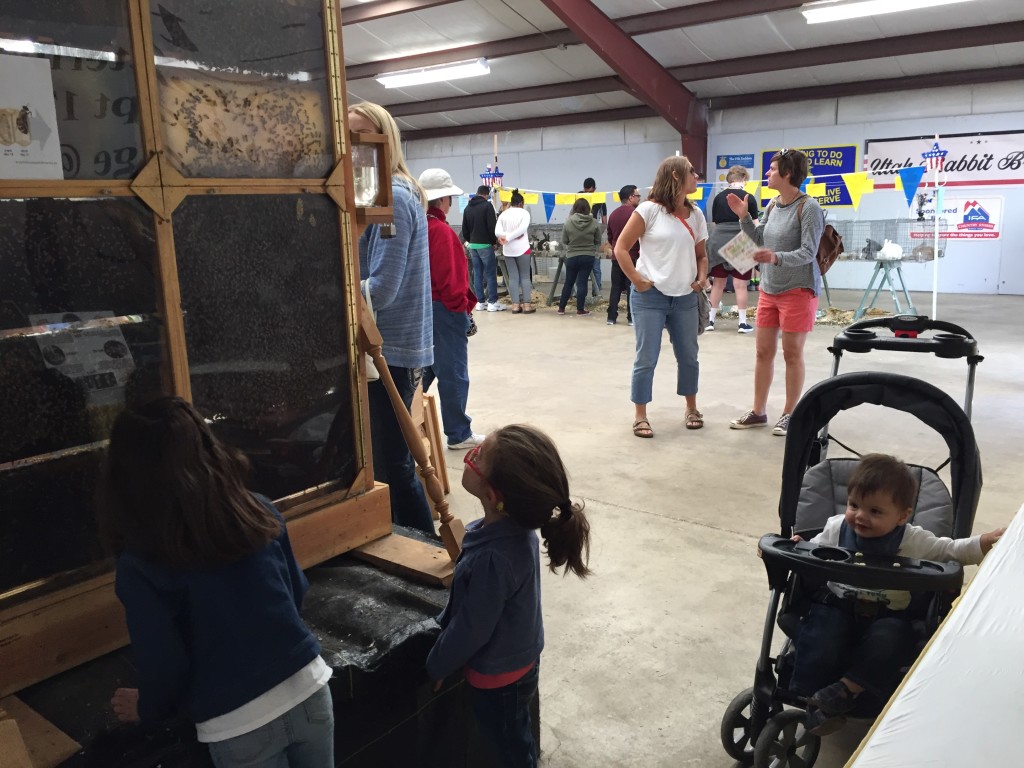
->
xmin=111 ymin=687 xmax=140 ymax=723
xmin=980 ymin=527 xmax=1006 ymax=555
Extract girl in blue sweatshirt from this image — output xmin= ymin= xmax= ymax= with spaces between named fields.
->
xmin=427 ymin=424 xmax=591 ymax=768
xmin=100 ymin=397 xmax=333 ymax=768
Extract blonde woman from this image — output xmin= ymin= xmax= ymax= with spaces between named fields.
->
xmin=707 ymin=165 xmax=759 ymax=333
xmin=348 ymin=102 xmax=434 ymax=533
xmin=613 ymin=156 xmax=708 ymax=438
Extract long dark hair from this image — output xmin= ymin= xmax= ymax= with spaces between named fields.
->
xmin=486 ymin=425 xmax=591 ymax=578
xmin=98 ymin=396 xmax=280 ymax=568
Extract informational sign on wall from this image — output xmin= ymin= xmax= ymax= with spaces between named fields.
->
xmin=714 ymin=154 xmax=755 ymax=183
xmin=760 ymin=145 xmax=859 ymax=206
xmin=865 ymin=132 xmax=1024 ymax=188
xmin=0 ymin=53 xmax=63 ymax=179
xmin=912 ymin=196 xmax=1003 ymax=240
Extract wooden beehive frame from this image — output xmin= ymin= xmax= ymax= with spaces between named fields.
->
xmin=0 ymin=0 xmax=395 ymax=698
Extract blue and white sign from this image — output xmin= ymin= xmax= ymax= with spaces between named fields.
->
xmin=715 ymin=154 xmax=755 ymax=183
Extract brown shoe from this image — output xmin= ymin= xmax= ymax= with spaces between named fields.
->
xmin=730 ymin=410 xmax=768 ymax=429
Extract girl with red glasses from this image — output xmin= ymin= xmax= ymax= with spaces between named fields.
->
xmin=427 ymin=425 xmax=591 ymax=768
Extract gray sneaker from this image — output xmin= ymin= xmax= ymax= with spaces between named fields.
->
xmin=773 ymin=413 xmax=791 ymax=436
xmin=730 ymin=410 xmax=768 ymax=429
xmin=448 ymin=433 xmax=486 ymax=450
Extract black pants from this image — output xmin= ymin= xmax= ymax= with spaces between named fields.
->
xmin=608 ymin=260 xmax=632 ymax=323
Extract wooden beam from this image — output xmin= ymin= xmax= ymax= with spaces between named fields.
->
xmin=403 ymin=105 xmax=657 ymax=140
xmin=0 ymin=697 xmax=80 ymax=768
xmin=340 ymin=0 xmax=459 ymax=25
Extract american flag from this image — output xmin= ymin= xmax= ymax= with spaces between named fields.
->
xmin=922 ymin=142 xmax=947 ymax=171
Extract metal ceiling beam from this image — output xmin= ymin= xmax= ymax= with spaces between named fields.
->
xmin=340 ymin=0 xmax=460 ymax=26
xmin=345 ymin=0 xmax=804 ymax=80
xmin=537 ymin=0 xmax=706 ymax=162
xmin=706 ymin=65 xmax=1024 ymax=110
xmin=669 ymin=22 xmax=1024 ymax=81
xmin=400 ymin=65 xmax=1023 ymax=142
xmin=403 ymin=106 xmax=657 ymax=141
xmin=387 ymin=76 xmax=623 ymax=117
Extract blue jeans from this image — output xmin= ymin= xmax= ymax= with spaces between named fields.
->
xmin=592 ymin=259 xmax=602 ymax=293
xmin=558 ymin=255 xmax=595 ymax=312
xmin=629 ymin=286 xmax=699 ymax=404
xmin=368 ymin=366 xmax=434 ymax=533
xmin=790 ymin=600 xmax=916 ymax=700
xmin=504 ymin=255 xmax=532 ymax=304
xmin=471 ymin=663 xmax=539 ymax=768
xmin=422 ymin=302 xmax=473 ymax=445
xmin=470 ymin=247 xmax=498 ymax=304
xmin=207 ymin=684 xmax=334 ymax=768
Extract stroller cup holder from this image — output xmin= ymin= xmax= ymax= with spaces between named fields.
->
xmin=759 ymin=534 xmax=964 ymax=594
xmin=830 ymin=315 xmax=981 ymax=361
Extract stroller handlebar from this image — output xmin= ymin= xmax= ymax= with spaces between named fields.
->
xmin=758 ymin=534 xmax=965 ymax=594
xmin=830 ymin=315 xmax=981 ymax=361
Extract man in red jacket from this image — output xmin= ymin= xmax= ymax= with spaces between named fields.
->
xmin=418 ymin=168 xmax=485 ymax=450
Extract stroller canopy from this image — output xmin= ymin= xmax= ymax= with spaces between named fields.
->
xmin=779 ymin=372 xmax=981 ymax=539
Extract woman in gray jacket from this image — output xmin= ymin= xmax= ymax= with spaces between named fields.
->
xmin=557 ymin=199 xmax=601 ymax=316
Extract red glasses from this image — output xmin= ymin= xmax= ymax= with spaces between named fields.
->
xmin=464 ymin=445 xmax=501 ymax=498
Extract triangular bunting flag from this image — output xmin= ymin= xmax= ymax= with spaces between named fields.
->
xmin=743 ymin=181 xmax=760 ymax=197
xmin=841 ymin=172 xmax=874 ymax=210
xmin=897 ymin=166 xmax=927 ymax=208
xmin=543 ymin=192 xmax=556 ymax=222
xmin=806 ymin=182 xmax=827 ymax=198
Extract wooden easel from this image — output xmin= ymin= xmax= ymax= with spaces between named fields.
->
xmin=352 ymin=295 xmax=465 ymax=585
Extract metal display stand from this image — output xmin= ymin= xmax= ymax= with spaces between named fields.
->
xmin=853 ymin=259 xmax=916 ymax=320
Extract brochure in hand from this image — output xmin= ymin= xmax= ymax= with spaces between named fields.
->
xmin=718 ymin=231 xmax=759 ymax=274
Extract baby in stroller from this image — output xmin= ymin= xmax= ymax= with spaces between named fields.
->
xmin=790 ymin=453 xmax=1004 ymax=734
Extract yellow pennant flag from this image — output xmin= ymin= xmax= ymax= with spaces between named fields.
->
xmin=743 ymin=181 xmax=761 ymax=197
xmin=894 ymin=176 xmax=904 ymax=191
xmin=761 ymin=187 xmax=780 ymax=200
xmin=689 ymin=186 xmax=704 ymax=201
xmin=498 ymin=189 xmax=512 ymax=202
xmin=841 ymin=172 xmax=874 ymax=210
xmin=806 ymin=182 xmax=827 ymax=198
xmin=588 ymin=192 xmax=607 ymax=205
xmin=523 ymin=192 xmax=539 ymax=204
xmin=555 ymin=193 xmax=576 ymax=205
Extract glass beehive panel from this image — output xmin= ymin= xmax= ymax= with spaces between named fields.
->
xmin=0 ymin=0 xmax=143 ymax=180
xmin=0 ymin=197 xmax=166 ymax=593
xmin=153 ymin=0 xmax=332 ymax=179
xmin=173 ymin=194 xmax=356 ymax=500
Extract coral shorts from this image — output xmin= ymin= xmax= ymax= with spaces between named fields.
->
xmin=755 ymin=288 xmax=818 ymax=333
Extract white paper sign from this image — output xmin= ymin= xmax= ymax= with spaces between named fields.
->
xmin=28 ymin=311 xmax=136 ymax=398
xmin=0 ymin=53 xmax=63 ymax=179
xmin=718 ymin=231 xmax=759 ymax=274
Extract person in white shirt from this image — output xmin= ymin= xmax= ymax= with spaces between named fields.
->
xmin=612 ymin=155 xmax=708 ymax=438
xmin=789 ymin=453 xmax=1004 ymax=735
xmin=495 ymin=189 xmax=534 ymax=313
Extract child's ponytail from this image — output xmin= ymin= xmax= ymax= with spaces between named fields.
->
xmin=540 ymin=499 xmax=591 ymax=578
xmin=486 ymin=425 xmax=592 ymax=579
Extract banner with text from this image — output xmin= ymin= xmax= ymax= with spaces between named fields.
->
xmin=760 ymin=145 xmax=858 ymax=206
xmin=866 ymin=132 xmax=1024 ymax=188
xmin=912 ymin=196 xmax=1003 ymax=240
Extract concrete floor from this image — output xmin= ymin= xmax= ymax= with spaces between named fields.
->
xmin=432 ymin=285 xmax=1023 ymax=768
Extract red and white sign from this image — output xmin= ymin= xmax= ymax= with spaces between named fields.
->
xmin=910 ymin=196 xmax=1003 ymax=240
xmin=865 ymin=132 xmax=1024 ymax=188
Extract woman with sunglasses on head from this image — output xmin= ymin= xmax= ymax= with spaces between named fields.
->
xmin=727 ymin=149 xmax=824 ymax=437
xmin=426 ymin=425 xmax=591 ymax=768
xmin=613 ymin=155 xmax=708 ymax=438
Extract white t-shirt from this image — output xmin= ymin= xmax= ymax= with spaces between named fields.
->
xmin=495 ymin=207 xmax=532 ymax=257
xmin=634 ymin=201 xmax=707 ymax=297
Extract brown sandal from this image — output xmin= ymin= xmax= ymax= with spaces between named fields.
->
xmin=685 ymin=409 xmax=704 ymax=430
xmin=522 ymin=305 xmax=536 ymax=314
xmin=633 ymin=418 xmax=654 ymax=438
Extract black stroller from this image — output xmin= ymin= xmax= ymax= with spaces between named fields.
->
xmin=721 ymin=316 xmax=983 ymax=767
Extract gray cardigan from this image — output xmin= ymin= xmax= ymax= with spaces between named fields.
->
xmin=740 ymin=194 xmax=825 ymax=296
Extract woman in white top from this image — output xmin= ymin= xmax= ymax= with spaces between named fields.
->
xmin=495 ymin=189 xmax=534 ymax=313
xmin=613 ymin=155 xmax=708 ymax=438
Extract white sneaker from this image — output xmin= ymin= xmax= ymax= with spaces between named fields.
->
xmin=487 ymin=302 xmax=506 ymax=312
xmin=474 ymin=302 xmax=487 ymax=311
xmin=704 ymin=321 xmax=715 ymax=332
xmin=448 ymin=433 xmax=486 ymax=450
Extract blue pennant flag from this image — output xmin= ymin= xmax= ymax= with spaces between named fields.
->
xmin=694 ymin=184 xmax=713 ymax=215
xmin=898 ymin=166 xmax=927 ymax=208
xmin=543 ymin=192 xmax=556 ymax=223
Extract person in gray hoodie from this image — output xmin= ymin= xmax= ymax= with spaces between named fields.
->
xmin=557 ymin=199 xmax=601 ymax=316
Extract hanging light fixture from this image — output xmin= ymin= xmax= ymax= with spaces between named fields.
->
xmin=375 ymin=58 xmax=490 ymax=89
xmin=801 ymin=0 xmax=976 ymax=24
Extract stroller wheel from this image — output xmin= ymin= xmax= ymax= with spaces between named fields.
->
xmin=753 ymin=709 xmax=820 ymax=768
xmin=720 ymin=687 xmax=757 ymax=763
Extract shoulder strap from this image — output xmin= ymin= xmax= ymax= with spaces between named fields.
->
xmin=673 ymin=209 xmax=697 ymax=241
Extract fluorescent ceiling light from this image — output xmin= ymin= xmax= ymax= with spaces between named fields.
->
xmin=376 ymin=58 xmax=490 ymax=88
xmin=802 ymin=0 xmax=975 ymax=23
